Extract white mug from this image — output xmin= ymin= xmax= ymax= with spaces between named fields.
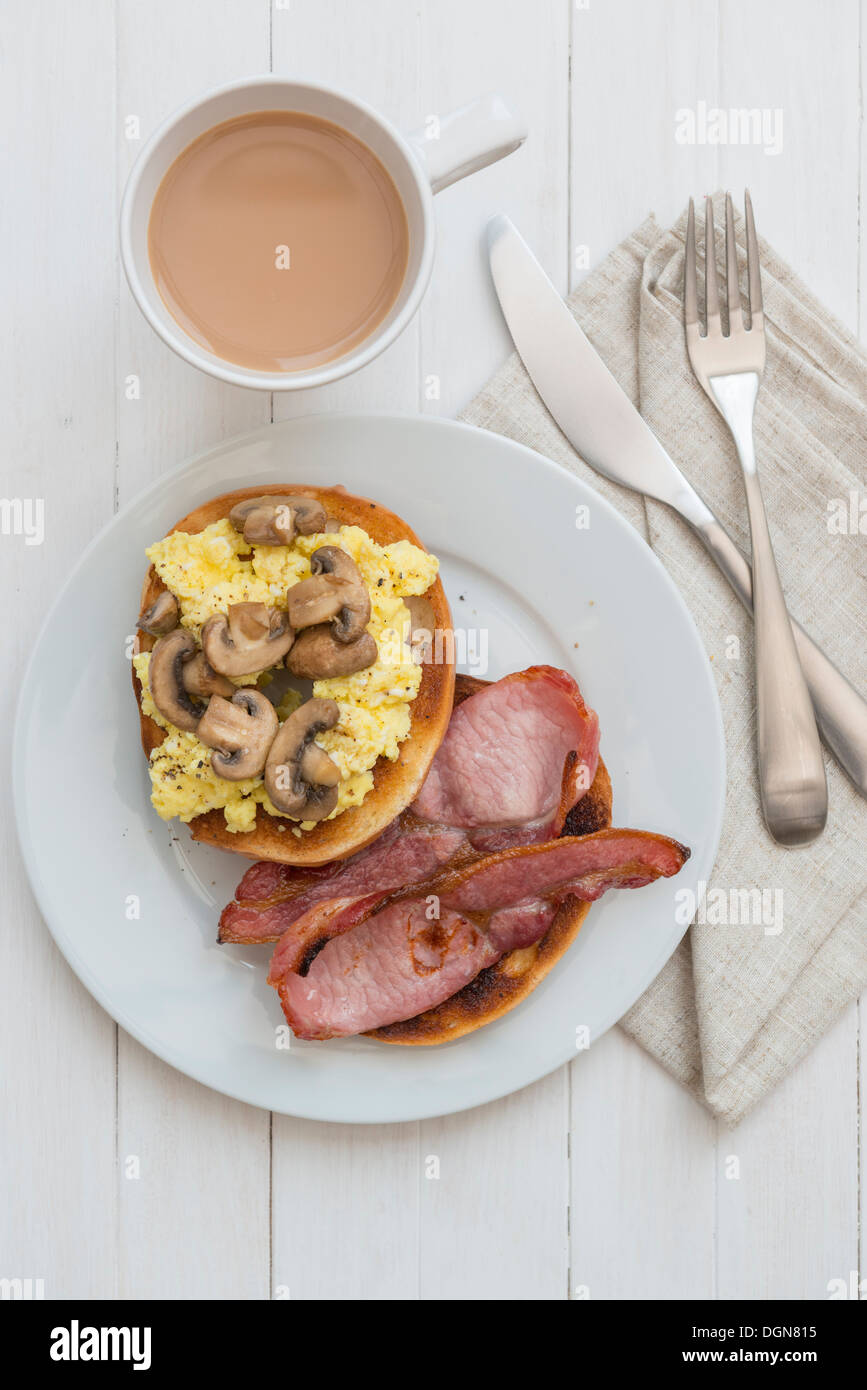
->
xmin=120 ymin=76 xmax=526 ymax=391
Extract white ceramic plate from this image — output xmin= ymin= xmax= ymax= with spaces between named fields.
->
xmin=14 ymin=416 xmax=724 ymax=1123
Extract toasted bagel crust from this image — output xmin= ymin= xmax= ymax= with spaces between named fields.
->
xmin=368 ymin=756 xmax=613 ymax=1045
xmin=132 ymin=484 xmax=454 ymax=865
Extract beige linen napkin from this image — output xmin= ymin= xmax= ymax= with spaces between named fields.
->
xmin=462 ymin=197 xmax=867 ymax=1124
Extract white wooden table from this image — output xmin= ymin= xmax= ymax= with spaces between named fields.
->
xmin=2 ymin=0 xmax=863 ymax=1301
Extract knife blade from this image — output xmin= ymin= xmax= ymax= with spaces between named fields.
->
xmin=487 ymin=213 xmax=867 ymax=797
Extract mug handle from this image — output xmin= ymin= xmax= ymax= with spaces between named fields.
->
xmin=407 ymin=93 xmax=526 ymax=194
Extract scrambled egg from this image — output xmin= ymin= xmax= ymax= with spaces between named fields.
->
xmin=137 ymin=521 xmax=439 ymax=832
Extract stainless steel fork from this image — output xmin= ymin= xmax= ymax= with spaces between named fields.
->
xmin=685 ymin=192 xmax=827 ymax=846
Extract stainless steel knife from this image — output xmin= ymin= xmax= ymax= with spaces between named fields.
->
xmin=487 ymin=213 xmax=867 ymax=798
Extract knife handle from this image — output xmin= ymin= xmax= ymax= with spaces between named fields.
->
xmin=695 ymin=517 xmax=867 ymax=798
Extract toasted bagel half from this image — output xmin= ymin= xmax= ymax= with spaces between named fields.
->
xmin=132 ymin=484 xmax=454 ymax=866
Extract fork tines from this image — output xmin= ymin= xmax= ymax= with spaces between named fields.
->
xmin=685 ymin=190 xmax=763 ymax=340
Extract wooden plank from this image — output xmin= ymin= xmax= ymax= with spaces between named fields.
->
xmin=860 ymin=995 xmax=866 ymax=1298
xmin=411 ymin=0 xmax=572 ymax=1301
xmin=420 ymin=1071 xmax=569 ymax=1300
xmin=854 ymin=2 xmax=866 ymax=1302
xmin=570 ymin=1031 xmax=715 ymax=1299
xmin=0 ymin=0 xmax=118 ymax=1297
xmin=271 ymin=1120 xmax=419 ymax=1300
xmin=270 ymin=0 xmax=421 ymax=421
xmin=117 ymin=1046 xmax=270 ymax=1299
xmin=714 ymin=0 xmax=862 ymax=1299
xmin=115 ymin=0 xmax=272 ymax=506
xmin=418 ymin=0 xmax=571 ymax=415
xmin=716 ymin=1009 xmax=859 ymax=1299
xmin=570 ymin=0 xmax=719 ymax=288
xmin=269 ymin=0 xmax=423 ymax=1301
xmin=717 ymin=0 xmax=860 ymax=324
xmin=114 ymin=0 xmax=273 ymax=1300
xmin=861 ymin=0 xmax=867 ymax=341
xmin=567 ymin=0 xmax=718 ymax=1302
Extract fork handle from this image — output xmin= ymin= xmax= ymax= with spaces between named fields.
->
xmin=742 ymin=470 xmax=828 ymax=841
xmin=695 ymin=515 xmax=867 ymax=801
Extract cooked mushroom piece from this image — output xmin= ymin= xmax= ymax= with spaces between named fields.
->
xmin=201 ymin=602 xmax=294 ymax=677
xmin=228 ymin=494 xmax=327 ymax=546
xmin=405 ymin=595 xmax=437 ymax=664
xmin=182 ymin=651 xmax=235 ymax=699
xmin=138 ymin=591 xmax=179 ymax=636
xmin=264 ymin=697 xmax=341 ymax=821
xmin=299 ymin=741 xmax=341 ymax=788
xmin=286 ymin=626 xmax=377 ymax=679
xmin=148 ymin=629 xmax=206 ymax=732
xmin=285 ymin=546 xmax=371 ymax=644
xmin=241 ymin=502 xmax=296 ymax=547
xmin=196 ymin=689 xmax=279 ymax=780
xmin=287 ymin=496 xmax=328 ymax=535
xmin=227 ymin=603 xmax=270 ymax=642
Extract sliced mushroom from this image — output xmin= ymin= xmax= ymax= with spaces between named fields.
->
xmin=285 ymin=546 xmax=371 ymax=644
xmin=286 ymin=626 xmax=377 ymax=679
xmin=138 ymin=591 xmax=179 ymax=636
xmin=299 ymin=741 xmax=341 ymax=788
xmin=284 ymin=496 xmax=328 ymax=533
xmin=196 ymin=689 xmax=278 ymax=780
xmin=228 ymin=494 xmax=327 ymax=546
xmin=182 ymin=652 xmax=235 ymax=699
xmin=285 ymin=573 xmax=356 ymax=631
xmin=201 ymin=602 xmax=294 ymax=678
xmin=323 ymin=517 xmax=342 ymax=532
xmin=237 ymin=502 xmax=294 ymax=547
xmin=148 ymin=630 xmax=206 ymax=732
xmin=265 ymin=697 xmax=341 ymax=821
xmin=227 ymin=602 xmax=270 ymax=643
xmin=405 ymin=595 xmax=437 ymax=664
